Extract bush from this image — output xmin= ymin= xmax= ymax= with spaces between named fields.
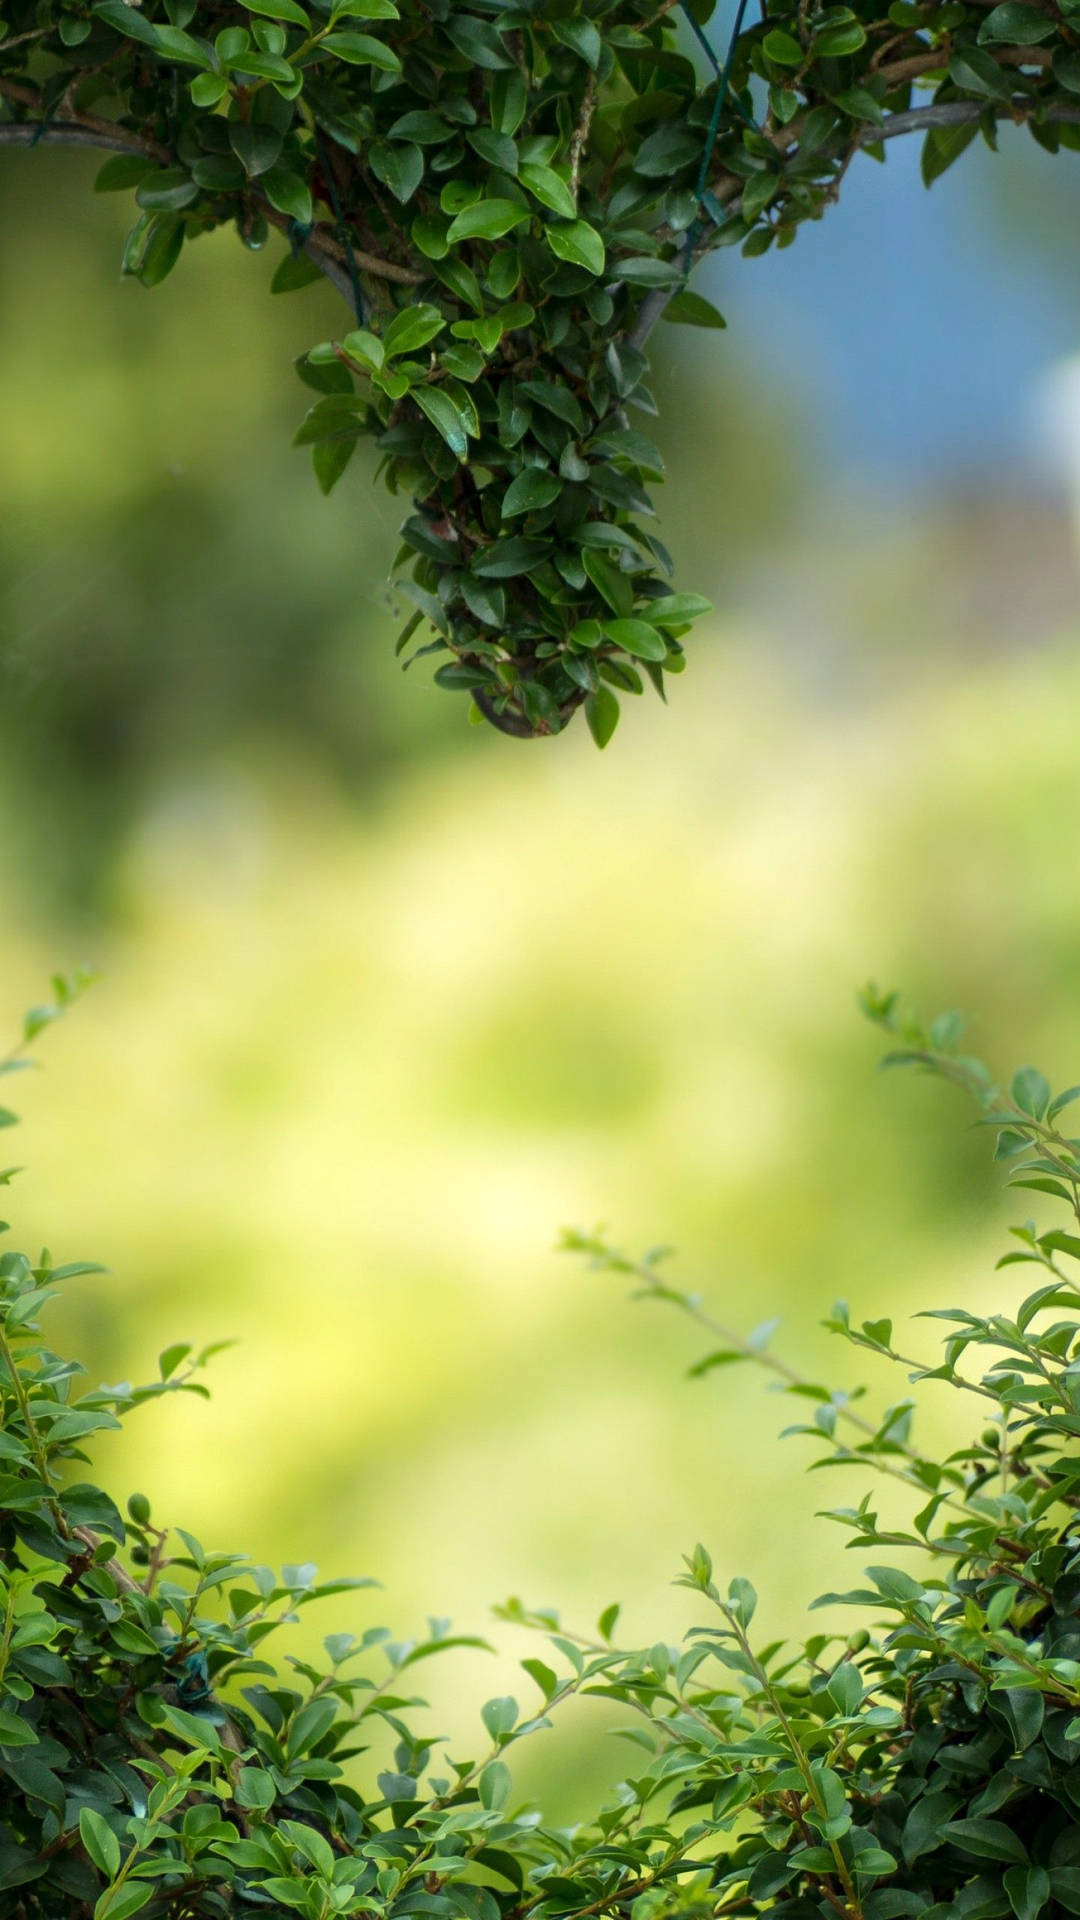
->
xmin=3 ymin=980 xmax=1080 ymax=1920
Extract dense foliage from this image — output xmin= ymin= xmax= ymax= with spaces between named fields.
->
xmin=4 ymin=0 xmax=1080 ymax=739
xmin=4 ymin=980 xmax=1080 ymax=1920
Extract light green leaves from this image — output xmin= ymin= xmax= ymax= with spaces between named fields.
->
xmin=644 ymin=593 xmax=712 ymax=624
xmin=80 ymin=1807 xmax=122 ymax=1879
xmin=446 ymin=198 xmax=531 ymax=243
xmin=1012 ymin=1066 xmax=1050 ymax=1120
xmin=519 ymin=162 xmax=576 ymax=217
xmin=383 ymin=305 xmax=446 ymax=357
xmin=240 ymin=0 xmax=310 ymax=20
xmin=546 ymin=220 xmax=605 ymax=275
xmin=602 ymin=618 xmax=667 ymax=662
xmin=321 ymin=28 xmax=402 ymax=64
xmin=413 ymin=387 xmax=471 ymax=459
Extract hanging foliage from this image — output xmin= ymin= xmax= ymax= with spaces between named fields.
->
xmin=2 ymin=0 xmax=1078 ymax=739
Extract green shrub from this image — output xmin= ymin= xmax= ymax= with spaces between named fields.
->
xmin=4 ymin=981 xmax=1080 ymax=1920
xmin=5 ymin=0 xmax=1080 ymax=738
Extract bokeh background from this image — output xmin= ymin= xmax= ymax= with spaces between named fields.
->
xmin=4 ymin=90 xmax=1080 ymax=1808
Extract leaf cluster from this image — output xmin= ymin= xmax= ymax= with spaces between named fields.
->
xmin=5 ymin=0 xmax=1080 ymax=736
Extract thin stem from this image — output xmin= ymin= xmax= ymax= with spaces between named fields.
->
xmin=0 ymin=1319 xmax=65 ymax=1533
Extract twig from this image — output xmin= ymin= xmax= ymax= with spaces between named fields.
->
xmin=569 ymin=72 xmax=598 ymax=199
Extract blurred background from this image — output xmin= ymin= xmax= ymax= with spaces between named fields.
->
xmin=3 ymin=99 xmax=1080 ymax=1810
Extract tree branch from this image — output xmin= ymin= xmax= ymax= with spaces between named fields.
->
xmin=629 ymin=95 xmax=1080 ymax=350
xmin=0 ymin=114 xmax=421 ymax=308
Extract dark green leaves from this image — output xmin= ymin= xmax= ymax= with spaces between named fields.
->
xmin=370 ymin=141 xmax=423 ymax=200
xmin=978 ymin=1 xmax=1057 ymax=40
xmin=502 ymin=468 xmax=561 ymax=516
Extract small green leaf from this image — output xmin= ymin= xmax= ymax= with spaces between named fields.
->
xmin=586 ymin=685 xmax=620 ymax=748
xmin=763 ymin=27 xmax=804 ymax=62
xmin=369 ymin=140 xmax=423 ymax=201
xmin=978 ymin=2 xmax=1057 ymax=41
xmin=662 ymin=291 xmax=726 ymax=329
xmin=382 ymin=304 xmax=446 ymax=357
xmin=94 ymin=156 xmax=156 ymax=193
xmin=413 ymin=387 xmax=470 ymax=459
xmin=447 ymin=198 xmax=531 ymax=243
xmin=321 ymin=29 xmax=401 ymax=65
xmin=502 ymin=468 xmax=561 ymax=516
xmin=239 ymin=0 xmax=310 ymax=23
xmin=519 ymin=162 xmax=576 ymax=217
xmin=602 ymin=619 xmax=667 ymax=662
xmin=547 ymin=220 xmax=605 ymax=275
xmin=135 ymin=169 xmax=200 ymax=212
xmin=80 ymin=1807 xmax=122 ymax=1881
xmin=1012 ymin=1067 xmax=1050 ymax=1120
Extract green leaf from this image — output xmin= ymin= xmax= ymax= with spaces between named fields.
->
xmin=949 ymin=46 xmax=1014 ymax=98
xmin=978 ymin=2 xmax=1057 ymax=41
xmin=259 ymin=166 xmax=313 ymax=226
xmin=944 ymin=1820 xmax=1029 ymax=1865
xmin=547 ymin=220 xmax=605 ymax=275
xmin=478 ymin=1759 xmax=512 ymax=1809
xmin=382 ymin=305 xmax=447 ymax=357
xmin=764 ymin=28 xmax=804 ymax=62
xmin=135 ymin=169 xmax=200 ymax=212
xmin=662 ymin=291 xmax=726 ymax=328
xmin=814 ymin=19 xmax=867 ymax=53
xmin=413 ymin=387 xmax=470 ymax=459
xmin=1011 ymin=1066 xmax=1050 ymax=1120
xmin=643 ymin=592 xmax=713 ymax=624
xmin=190 ymin=71 xmax=229 ymax=105
xmin=1004 ymin=1868 xmax=1051 ymax=1920
xmin=447 ymin=199 xmax=530 ymax=243
xmin=94 ymin=156 xmax=157 ymax=193
xmin=519 ymin=163 xmax=576 ymax=217
xmin=332 ymin=0 xmax=399 ymax=14
xmin=93 ymin=2 xmax=161 ymax=46
xmin=551 ymin=16 xmax=603 ymax=66
xmin=921 ymin=120 xmax=978 ymax=186
xmin=80 ymin=1807 xmax=122 ymax=1880
xmin=313 ymin=436 xmax=357 ymax=494
xmin=95 ymin=1887 xmax=153 ymax=1920
xmin=586 ymin=686 xmax=620 ymax=748
xmin=321 ymin=29 xmax=401 ymax=65
xmin=0 ymin=1708 xmax=40 ymax=1748
xmin=472 ymin=538 xmax=547 ymax=577
xmin=502 ymin=468 xmax=561 ymax=516
xmin=152 ymin=24 xmax=210 ymax=64
xmin=583 ymin=550 xmax=632 ymax=617
xmin=827 ymin=1661 xmax=864 ymax=1716
xmin=369 ymin=141 xmax=423 ymax=201
xmin=602 ymin=619 xmax=667 ymax=662
xmin=239 ymin=0 xmax=310 ymax=23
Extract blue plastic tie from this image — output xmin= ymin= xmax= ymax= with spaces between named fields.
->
xmin=313 ymin=127 xmax=367 ymax=324
xmin=678 ymin=0 xmax=755 ymax=276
